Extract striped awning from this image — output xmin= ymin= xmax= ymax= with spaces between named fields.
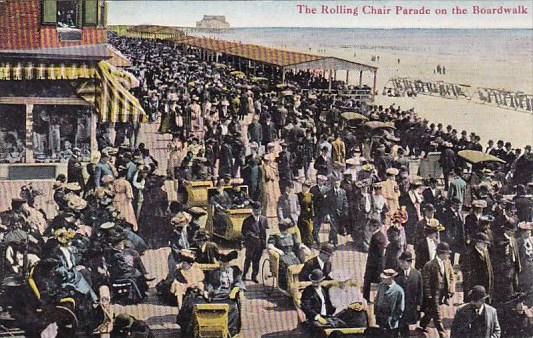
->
xmin=0 ymin=61 xmax=97 ymax=80
xmin=76 ymin=61 xmax=146 ymax=123
xmin=0 ymin=60 xmax=146 ymax=123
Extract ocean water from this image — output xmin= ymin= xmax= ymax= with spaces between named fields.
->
xmin=196 ymin=27 xmax=533 ymax=62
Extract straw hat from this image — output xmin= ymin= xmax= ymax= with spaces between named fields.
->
xmin=65 ymin=182 xmax=82 ymax=191
xmin=386 ymin=168 xmax=399 ymax=176
xmin=362 ymin=164 xmax=374 ymax=172
xmin=67 ymin=195 xmax=87 ymax=211
xmin=380 ymin=269 xmax=398 ymax=279
xmin=102 ymin=175 xmax=115 ymax=185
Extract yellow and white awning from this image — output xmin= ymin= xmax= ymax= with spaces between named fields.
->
xmin=0 ymin=60 xmax=146 ymax=123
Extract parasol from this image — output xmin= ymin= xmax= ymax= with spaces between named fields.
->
xmin=230 ymin=71 xmax=245 ymax=79
xmin=276 ymin=83 xmax=297 ymax=89
xmin=251 ymin=77 xmax=268 ymax=82
xmin=458 ymin=150 xmax=506 ymax=164
xmin=341 ymin=112 xmax=369 ymax=121
xmin=364 ymin=121 xmax=396 ymax=130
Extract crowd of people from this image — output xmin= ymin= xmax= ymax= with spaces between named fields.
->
xmin=0 ymin=32 xmax=532 ymax=338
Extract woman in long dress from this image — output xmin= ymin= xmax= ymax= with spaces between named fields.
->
xmin=113 ymin=171 xmax=138 ymax=231
xmin=261 ymin=153 xmax=281 ymax=219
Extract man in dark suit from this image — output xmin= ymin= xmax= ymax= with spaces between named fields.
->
xmin=439 ymin=142 xmax=456 ymax=190
xmin=415 ymin=225 xmax=440 ymax=271
xmin=395 ymin=251 xmax=423 ymax=338
xmin=310 ymin=175 xmax=329 ymax=245
xmin=247 ymin=114 xmax=263 ymax=146
xmin=314 ymin=146 xmax=332 ymax=177
xmin=464 ymin=200 xmax=486 ymax=243
xmin=324 ymin=178 xmax=348 ymax=247
xmin=451 ymin=285 xmax=501 ymax=338
xmin=241 ymin=157 xmax=262 ymax=202
xmin=422 ymin=178 xmax=438 ymax=208
xmin=300 ymin=269 xmax=336 ymax=328
xmin=513 ymin=184 xmax=533 ymax=222
xmin=439 ymin=197 xmax=466 ymax=255
xmin=299 ymin=244 xmax=333 ymax=281
xmin=419 ymin=242 xmax=455 ymax=338
xmin=460 ymin=232 xmax=494 ymax=302
xmin=241 ymin=202 xmax=268 ymax=283
xmin=363 ymin=219 xmax=387 ymax=302
xmin=218 ymin=137 xmax=233 ymax=179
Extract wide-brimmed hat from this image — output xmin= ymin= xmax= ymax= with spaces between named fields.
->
xmin=178 ymin=249 xmax=196 ymax=263
xmin=54 ymin=228 xmax=76 ymax=244
xmin=187 ymin=207 xmax=207 ymax=217
xmin=380 ymin=269 xmax=398 ymax=279
xmin=102 ymin=175 xmax=115 ymax=185
xmin=424 ymin=219 xmax=445 ymax=234
xmin=469 ymin=285 xmax=489 ymax=301
xmin=345 ymin=158 xmax=357 ymax=166
xmin=64 ymin=182 xmax=82 ymax=191
xmin=436 ymin=242 xmax=452 ymax=254
xmin=317 ymin=175 xmax=328 ymax=182
xmin=472 ymin=200 xmax=488 ymax=208
xmin=362 ymin=164 xmax=374 ymax=172
xmin=67 ymin=195 xmax=87 ymax=211
xmin=386 ymin=168 xmax=399 ymax=176
xmin=100 ymin=222 xmax=115 ymax=230
xmin=399 ymin=251 xmax=414 ymax=261
xmin=473 ymin=232 xmax=491 ymax=244
xmin=518 ymin=222 xmax=533 ymax=231
xmin=309 ymin=268 xmax=325 ymax=282
xmin=171 ymin=212 xmax=191 ymax=226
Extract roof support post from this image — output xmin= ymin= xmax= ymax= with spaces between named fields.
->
xmin=346 ymin=70 xmax=350 ymax=84
xmin=282 ymin=67 xmax=286 ymax=83
xmin=359 ymin=70 xmax=363 ymax=86
xmin=372 ymin=70 xmax=377 ymax=101
xmin=25 ymin=104 xmax=34 ymax=163
xmin=90 ymin=109 xmax=97 ymax=156
xmin=328 ymin=69 xmax=332 ymax=92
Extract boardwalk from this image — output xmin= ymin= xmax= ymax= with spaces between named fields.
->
xmin=127 ymin=119 xmax=464 ymax=338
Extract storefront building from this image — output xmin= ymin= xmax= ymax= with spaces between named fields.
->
xmin=0 ymin=0 xmax=145 ymax=182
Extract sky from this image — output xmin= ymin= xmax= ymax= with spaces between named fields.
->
xmin=107 ymin=0 xmax=533 ymax=28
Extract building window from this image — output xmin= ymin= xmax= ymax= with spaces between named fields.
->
xmin=0 ymin=105 xmax=26 ymax=164
xmin=32 ymin=105 xmax=92 ymax=163
xmin=42 ymin=0 xmax=58 ymax=25
xmin=57 ymin=0 xmax=80 ymax=28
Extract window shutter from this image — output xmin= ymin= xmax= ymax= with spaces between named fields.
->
xmin=84 ymin=0 xmax=98 ymax=26
xmin=97 ymin=0 xmax=107 ymax=27
xmin=42 ymin=0 xmax=57 ymax=25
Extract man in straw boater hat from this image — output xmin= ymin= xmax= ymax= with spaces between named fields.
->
xmin=414 ymin=219 xmax=444 ymax=270
xmin=450 ymin=285 xmax=501 ymax=338
xmin=418 ymin=242 xmax=455 ymax=338
xmin=374 ymin=268 xmax=405 ymax=338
